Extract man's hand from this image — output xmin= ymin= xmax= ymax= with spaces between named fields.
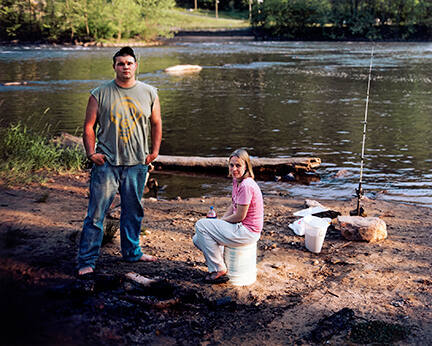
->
xmin=89 ymin=153 xmax=106 ymax=166
xmin=145 ymin=152 xmax=158 ymax=165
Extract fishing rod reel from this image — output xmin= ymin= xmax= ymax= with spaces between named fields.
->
xmin=350 ymin=186 xmax=366 ymax=216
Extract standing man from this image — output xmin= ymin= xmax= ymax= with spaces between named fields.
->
xmin=77 ymin=47 xmax=162 ymax=276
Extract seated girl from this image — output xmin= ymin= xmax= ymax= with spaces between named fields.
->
xmin=193 ymin=148 xmax=264 ymax=284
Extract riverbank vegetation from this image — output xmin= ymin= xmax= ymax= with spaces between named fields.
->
xmin=0 ymin=123 xmax=86 ymax=184
xmin=0 ymin=0 xmax=247 ymax=44
xmin=251 ymin=0 xmax=432 ymax=40
xmin=2 ymin=0 xmax=431 ymax=44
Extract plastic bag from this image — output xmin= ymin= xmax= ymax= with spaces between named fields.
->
xmin=288 ymin=217 xmax=306 ymax=236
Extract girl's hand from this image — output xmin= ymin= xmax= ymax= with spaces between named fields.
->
xmin=222 ymin=204 xmax=249 ymax=223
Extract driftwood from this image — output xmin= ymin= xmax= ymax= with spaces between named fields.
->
xmin=125 ymin=272 xmax=158 ymax=287
xmin=54 ymin=132 xmax=321 ymax=177
xmin=153 ymin=155 xmax=321 ymax=175
xmin=123 ymin=295 xmax=180 ymax=309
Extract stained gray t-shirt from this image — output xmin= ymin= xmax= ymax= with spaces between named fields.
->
xmin=91 ymin=80 xmax=158 ymax=166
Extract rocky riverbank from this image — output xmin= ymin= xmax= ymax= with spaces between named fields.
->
xmin=0 ymin=170 xmax=431 ymax=344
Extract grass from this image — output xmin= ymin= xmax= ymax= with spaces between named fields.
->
xmin=99 ymin=7 xmax=251 ymax=43
xmin=0 ymin=122 xmax=86 ymax=185
xmin=161 ymin=7 xmax=250 ymax=31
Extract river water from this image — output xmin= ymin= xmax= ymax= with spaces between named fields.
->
xmin=1 ymin=41 xmax=432 ymax=206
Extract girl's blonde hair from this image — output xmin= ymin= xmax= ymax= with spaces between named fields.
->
xmin=228 ymin=148 xmax=255 ymax=180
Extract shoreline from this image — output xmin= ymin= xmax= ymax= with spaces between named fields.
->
xmin=0 ymin=170 xmax=431 ymax=344
xmin=1 ymin=30 xmax=431 ymax=48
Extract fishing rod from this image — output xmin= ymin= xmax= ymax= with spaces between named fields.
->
xmin=352 ymin=46 xmax=374 ymax=217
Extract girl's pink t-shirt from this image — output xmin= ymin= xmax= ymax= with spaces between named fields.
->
xmin=232 ymin=177 xmax=264 ymax=233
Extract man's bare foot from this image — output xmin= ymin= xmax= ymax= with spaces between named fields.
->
xmin=78 ymin=266 xmax=94 ymax=276
xmin=139 ymin=254 xmax=157 ymax=262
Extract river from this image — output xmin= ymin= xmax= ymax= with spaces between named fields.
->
xmin=1 ymin=41 xmax=431 ymax=206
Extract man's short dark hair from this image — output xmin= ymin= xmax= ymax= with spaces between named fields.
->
xmin=113 ymin=46 xmax=136 ymax=64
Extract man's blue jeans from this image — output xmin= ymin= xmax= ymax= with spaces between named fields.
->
xmin=77 ymin=162 xmax=148 ymax=270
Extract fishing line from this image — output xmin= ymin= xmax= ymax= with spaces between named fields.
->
xmin=352 ymin=46 xmax=374 ymax=216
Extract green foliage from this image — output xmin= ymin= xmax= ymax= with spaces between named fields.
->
xmin=0 ymin=0 xmax=176 ymax=42
xmin=0 ymin=122 xmax=86 ymax=185
xmin=252 ymin=0 xmax=432 ymax=40
xmin=251 ymin=0 xmax=328 ymax=37
xmin=1 ymin=0 xmax=430 ymax=41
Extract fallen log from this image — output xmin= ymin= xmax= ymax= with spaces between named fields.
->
xmin=153 ymin=155 xmax=321 ymax=175
xmin=53 ymin=132 xmax=321 ymax=176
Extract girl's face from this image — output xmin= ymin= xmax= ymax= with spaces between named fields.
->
xmin=229 ymin=156 xmax=246 ymax=180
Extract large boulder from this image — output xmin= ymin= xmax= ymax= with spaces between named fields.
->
xmin=336 ymin=216 xmax=387 ymax=242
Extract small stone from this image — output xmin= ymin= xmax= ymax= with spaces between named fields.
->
xmin=313 ymin=259 xmax=320 ymax=265
xmin=391 ymin=300 xmax=404 ymax=307
xmin=305 ymin=199 xmax=325 ymax=208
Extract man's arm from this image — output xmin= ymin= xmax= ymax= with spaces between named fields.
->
xmin=83 ymin=95 xmax=105 ymax=165
xmin=145 ymin=96 xmax=162 ymax=165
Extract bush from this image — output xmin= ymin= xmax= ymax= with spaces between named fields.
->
xmin=0 ymin=123 xmax=86 ymax=184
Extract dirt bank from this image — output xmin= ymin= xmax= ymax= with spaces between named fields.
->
xmin=0 ymin=171 xmax=431 ymax=345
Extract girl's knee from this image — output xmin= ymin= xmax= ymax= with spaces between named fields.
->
xmin=195 ymin=218 xmax=207 ymax=232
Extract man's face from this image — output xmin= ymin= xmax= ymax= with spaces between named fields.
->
xmin=113 ymin=55 xmax=137 ymax=81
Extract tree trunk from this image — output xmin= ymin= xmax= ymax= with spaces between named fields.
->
xmin=84 ymin=0 xmax=89 ymax=36
xmin=215 ymin=0 xmax=218 ymax=19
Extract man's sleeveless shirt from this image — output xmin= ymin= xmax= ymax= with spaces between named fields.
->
xmin=91 ymin=80 xmax=158 ymax=166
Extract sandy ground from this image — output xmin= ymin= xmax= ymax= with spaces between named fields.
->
xmin=0 ymin=170 xmax=431 ymax=345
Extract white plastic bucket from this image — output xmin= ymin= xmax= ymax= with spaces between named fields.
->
xmin=304 ymin=216 xmax=330 ymax=253
xmin=224 ymin=242 xmax=257 ymax=286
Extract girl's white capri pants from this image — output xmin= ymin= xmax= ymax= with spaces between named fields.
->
xmin=193 ymin=218 xmax=260 ymax=273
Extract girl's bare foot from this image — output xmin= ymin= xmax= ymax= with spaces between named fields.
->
xmin=204 ymin=270 xmax=228 ymax=283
